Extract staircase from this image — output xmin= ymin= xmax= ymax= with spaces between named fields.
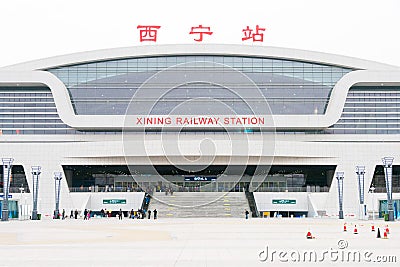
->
xmin=245 ymin=191 xmax=259 ymax=217
xmin=147 ymin=192 xmax=250 ymax=218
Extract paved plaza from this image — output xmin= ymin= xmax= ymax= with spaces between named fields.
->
xmin=0 ymin=217 xmax=398 ymax=266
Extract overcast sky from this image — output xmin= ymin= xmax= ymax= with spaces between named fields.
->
xmin=0 ymin=0 xmax=399 ymax=67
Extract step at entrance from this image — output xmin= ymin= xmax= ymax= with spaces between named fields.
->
xmin=147 ymin=192 xmax=250 ymax=218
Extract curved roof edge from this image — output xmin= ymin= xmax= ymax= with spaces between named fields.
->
xmin=1 ymin=44 xmax=399 ymax=71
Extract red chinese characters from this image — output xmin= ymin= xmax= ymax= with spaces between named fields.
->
xmin=136 ymin=24 xmax=267 ymax=43
xmin=242 ymin=25 xmax=266 ymax=42
xmin=189 ymin=25 xmax=213 ymax=42
xmin=137 ymin=25 xmax=161 ymax=42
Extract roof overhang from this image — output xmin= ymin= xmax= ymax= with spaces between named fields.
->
xmin=2 ymin=44 xmax=399 ymax=71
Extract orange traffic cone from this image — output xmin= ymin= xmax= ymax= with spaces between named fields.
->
xmin=354 ymin=225 xmax=358 ymax=234
xmin=306 ymin=231 xmax=315 ymax=239
xmin=383 ymin=230 xmax=388 ymax=239
xmin=371 ymin=225 xmax=375 ymax=232
xmin=385 ymin=225 xmax=390 ymax=235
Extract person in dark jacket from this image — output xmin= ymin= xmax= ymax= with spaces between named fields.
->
xmin=83 ymin=209 xmax=88 ymax=220
xmin=118 ymin=209 xmax=123 ymax=220
xmin=153 ymin=209 xmax=158 ymax=219
xmin=148 ymin=210 xmax=152 ymax=219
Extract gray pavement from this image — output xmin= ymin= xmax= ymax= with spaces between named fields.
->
xmin=0 ymin=217 xmax=398 ymax=266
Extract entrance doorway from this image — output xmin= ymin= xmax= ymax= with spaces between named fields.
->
xmin=0 ymin=200 xmax=19 ymax=219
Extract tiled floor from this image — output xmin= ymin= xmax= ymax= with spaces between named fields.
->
xmin=0 ymin=217 xmax=398 ymax=266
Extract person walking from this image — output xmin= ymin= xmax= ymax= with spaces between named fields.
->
xmin=118 ymin=209 xmax=123 ymax=220
xmin=130 ymin=209 xmax=135 ymax=219
xmin=74 ymin=209 xmax=78 ymax=219
xmin=62 ymin=209 xmax=65 ymax=220
xmin=87 ymin=210 xmax=91 ymax=220
xmin=245 ymin=209 xmax=249 ymax=219
xmin=148 ymin=210 xmax=151 ymax=219
xmin=70 ymin=210 xmax=74 ymax=219
xmin=83 ymin=209 xmax=88 ymax=220
xmin=153 ymin=209 xmax=158 ymax=220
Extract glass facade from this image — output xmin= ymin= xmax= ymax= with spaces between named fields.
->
xmin=48 ymin=56 xmax=351 ymax=116
xmin=371 ymin=165 xmax=400 ymax=193
xmin=4 ymin=57 xmax=400 ymax=135
xmin=0 ymin=87 xmax=78 ymax=135
xmin=329 ymin=86 xmax=400 ymax=134
xmin=63 ymin=165 xmax=334 ymax=193
xmin=0 ymin=165 xmax=30 ymax=193
xmin=2 ymin=83 xmax=400 ymax=135
xmin=0 ymin=200 xmax=19 ymax=219
xmin=379 ymin=200 xmax=400 ymax=219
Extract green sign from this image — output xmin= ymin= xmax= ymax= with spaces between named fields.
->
xmin=272 ymin=199 xmax=296 ymax=204
xmin=103 ymin=199 xmax=126 ymax=204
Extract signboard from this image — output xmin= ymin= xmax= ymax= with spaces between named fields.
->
xmin=272 ymin=199 xmax=296 ymax=204
xmin=185 ymin=177 xmax=216 ymax=182
xmin=103 ymin=199 xmax=126 ymax=204
xmin=136 ymin=24 xmax=266 ymax=43
xmin=0 ymin=195 xmax=12 ymax=199
xmin=133 ymin=115 xmax=267 ymax=128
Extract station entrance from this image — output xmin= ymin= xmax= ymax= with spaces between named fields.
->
xmin=0 ymin=200 xmax=19 ymax=219
xmin=63 ymin=165 xmax=335 ymax=193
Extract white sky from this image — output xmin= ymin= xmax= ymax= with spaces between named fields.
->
xmin=0 ymin=0 xmax=399 ymax=67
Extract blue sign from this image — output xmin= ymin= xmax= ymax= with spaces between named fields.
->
xmin=0 ymin=195 xmax=12 ymax=199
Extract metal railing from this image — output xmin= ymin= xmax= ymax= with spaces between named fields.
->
xmin=369 ymin=187 xmax=400 ymax=193
xmin=69 ymin=186 xmax=145 ymax=193
xmin=0 ymin=187 xmax=30 ymax=194
xmin=254 ymin=186 xmax=330 ymax=193
xmin=67 ymin=185 xmax=331 ymax=193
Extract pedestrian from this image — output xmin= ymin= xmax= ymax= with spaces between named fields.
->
xmin=138 ymin=209 xmax=143 ymax=219
xmin=70 ymin=210 xmax=73 ymax=219
xmin=148 ymin=210 xmax=151 ymax=219
xmin=245 ymin=209 xmax=249 ymax=219
xmin=153 ymin=209 xmax=157 ymax=220
xmin=118 ymin=209 xmax=123 ymax=220
xmin=62 ymin=209 xmax=65 ymax=220
xmin=84 ymin=209 xmax=88 ymax=220
xmin=74 ymin=209 xmax=78 ymax=219
xmin=130 ymin=209 xmax=135 ymax=219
